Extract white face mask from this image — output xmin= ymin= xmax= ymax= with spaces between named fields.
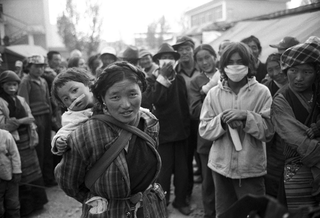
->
xmin=224 ymin=65 xmax=249 ymax=82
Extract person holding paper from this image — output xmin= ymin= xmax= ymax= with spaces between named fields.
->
xmin=199 ymin=42 xmax=274 ymax=217
xmin=142 ymin=43 xmax=192 ymax=215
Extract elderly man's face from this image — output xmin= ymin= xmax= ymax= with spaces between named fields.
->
xmin=177 ymin=45 xmax=194 ymax=63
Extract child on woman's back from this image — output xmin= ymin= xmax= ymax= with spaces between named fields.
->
xmin=51 ymin=68 xmax=95 ymax=155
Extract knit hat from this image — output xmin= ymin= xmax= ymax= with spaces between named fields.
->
xmin=172 ymin=36 xmax=195 ymax=50
xmin=194 ymin=44 xmax=217 ymax=61
xmin=138 ymin=49 xmax=152 ymax=59
xmin=122 ymin=46 xmax=139 ymax=60
xmin=270 ymin=36 xmax=300 ymax=50
xmin=153 ymin=43 xmax=180 ymax=61
xmin=27 ymin=55 xmax=46 ymax=65
xmin=281 ymin=36 xmax=320 ymax=71
xmin=0 ymin=70 xmax=21 ymax=85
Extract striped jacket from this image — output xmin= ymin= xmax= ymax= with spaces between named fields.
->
xmin=55 ymin=109 xmax=167 ymax=218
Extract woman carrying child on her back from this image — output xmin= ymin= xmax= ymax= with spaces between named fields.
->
xmin=54 ymin=62 xmax=167 ymax=218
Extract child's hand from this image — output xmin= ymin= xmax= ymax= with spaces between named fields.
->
xmin=306 ymin=128 xmax=315 ymax=139
xmin=56 ymin=137 xmax=68 ymax=153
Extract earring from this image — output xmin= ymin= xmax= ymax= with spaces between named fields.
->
xmin=103 ymin=102 xmax=107 ymax=109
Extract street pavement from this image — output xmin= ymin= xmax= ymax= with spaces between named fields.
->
xmin=24 ymin=176 xmax=204 ymax=218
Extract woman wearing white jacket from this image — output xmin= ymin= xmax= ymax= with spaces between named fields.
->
xmin=199 ymin=42 xmax=274 ymax=217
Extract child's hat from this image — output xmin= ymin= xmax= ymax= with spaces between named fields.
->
xmin=27 ymin=55 xmax=46 ymax=65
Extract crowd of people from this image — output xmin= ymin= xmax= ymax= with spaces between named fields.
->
xmin=0 ymin=34 xmax=320 ymax=218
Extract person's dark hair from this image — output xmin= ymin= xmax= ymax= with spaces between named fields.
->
xmin=122 ymin=58 xmax=139 ymax=66
xmin=91 ymin=61 xmax=146 ymax=106
xmin=266 ymin=53 xmax=281 ymax=66
xmin=219 ymin=42 xmax=256 ymax=80
xmin=88 ymin=54 xmax=100 ymax=73
xmin=51 ymin=67 xmax=93 ymax=107
xmin=47 ymin=51 xmax=60 ymax=61
xmin=68 ymin=57 xmax=81 ymax=68
xmin=241 ymin=35 xmax=262 ymax=54
xmin=194 ymin=44 xmax=217 ymax=61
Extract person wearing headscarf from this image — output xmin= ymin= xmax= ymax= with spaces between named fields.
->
xmin=271 ymin=36 xmax=320 ymax=213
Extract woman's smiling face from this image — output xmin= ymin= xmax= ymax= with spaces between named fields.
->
xmin=103 ymin=79 xmax=141 ymax=124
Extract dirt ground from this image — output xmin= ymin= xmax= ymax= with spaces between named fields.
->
xmin=24 ymin=177 xmax=204 ymax=218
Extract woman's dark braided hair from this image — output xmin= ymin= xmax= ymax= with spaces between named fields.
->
xmin=91 ymin=61 xmax=147 ymax=113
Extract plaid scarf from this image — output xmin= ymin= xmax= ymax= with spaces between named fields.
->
xmin=281 ymin=36 xmax=320 ymax=71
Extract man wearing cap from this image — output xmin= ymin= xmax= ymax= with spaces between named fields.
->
xmin=14 ymin=60 xmax=26 ymax=79
xmin=96 ymin=46 xmax=117 ymax=77
xmin=172 ymin=35 xmax=202 ymax=202
xmin=18 ymin=55 xmax=56 ymax=187
xmin=138 ymin=48 xmax=158 ymax=77
xmin=270 ymin=36 xmax=300 ymax=54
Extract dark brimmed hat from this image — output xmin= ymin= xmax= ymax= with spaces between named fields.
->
xmin=122 ymin=46 xmax=139 ymax=60
xmin=172 ymin=36 xmax=195 ymax=50
xmin=270 ymin=36 xmax=300 ymax=50
xmin=281 ymin=36 xmax=320 ymax=71
xmin=0 ymin=70 xmax=21 ymax=84
xmin=152 ymin=43 xmax=180 ymax=61
xmin=194 ymin=44 xmax=217 ymax=60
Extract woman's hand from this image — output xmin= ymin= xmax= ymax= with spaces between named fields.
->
xmin=221 ymin=109 xmax=247 ymax=124
xmin=159 ymin=62 xmax=174 ymax=79
xmin=18 ymin=117 xmax=35 ymax=125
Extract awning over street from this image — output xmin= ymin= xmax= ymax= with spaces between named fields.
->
xmin=5 ymin=44 xmax=47 ymax=58
xmin=209 ymin=10 xmax=320 ymax=62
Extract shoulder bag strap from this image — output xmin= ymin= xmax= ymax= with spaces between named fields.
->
xmin=84 ymin=125 xmax=131 ymax=189
xmin=92 ymin=114 xmax=156 ymax=146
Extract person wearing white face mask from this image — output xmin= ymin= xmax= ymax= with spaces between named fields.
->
xmin=199 ymin=42 xmax=274 ymax=217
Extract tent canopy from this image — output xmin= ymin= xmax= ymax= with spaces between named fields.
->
xmin=5 ymin=45 xmax=47 ymax=58
xmin=209 ymin=10 xmax=320 ymax=62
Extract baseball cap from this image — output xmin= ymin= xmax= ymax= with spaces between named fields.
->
xmin=100 ymin=46 xmax=117 ymax=58
xmin=27 ymin=55 xmax=46 ymax=65
xmin=172 ymin=36 xmax=195 ymax=50
xmin=270 ymin=36 xmax=300 ymax=50
xmin=15 ymin=60 xmax=23 ymax=67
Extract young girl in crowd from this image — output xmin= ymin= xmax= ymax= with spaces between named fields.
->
xmin=51 ymin=67 xmax=95 ymax=155
xmin=199 ymin=42 xmax=274 ymax=217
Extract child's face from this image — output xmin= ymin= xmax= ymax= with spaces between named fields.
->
xmin=57 ymin=81 xmax=94 ymax=111
xmin=29 ymin=64 xmax=45 ymax=79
